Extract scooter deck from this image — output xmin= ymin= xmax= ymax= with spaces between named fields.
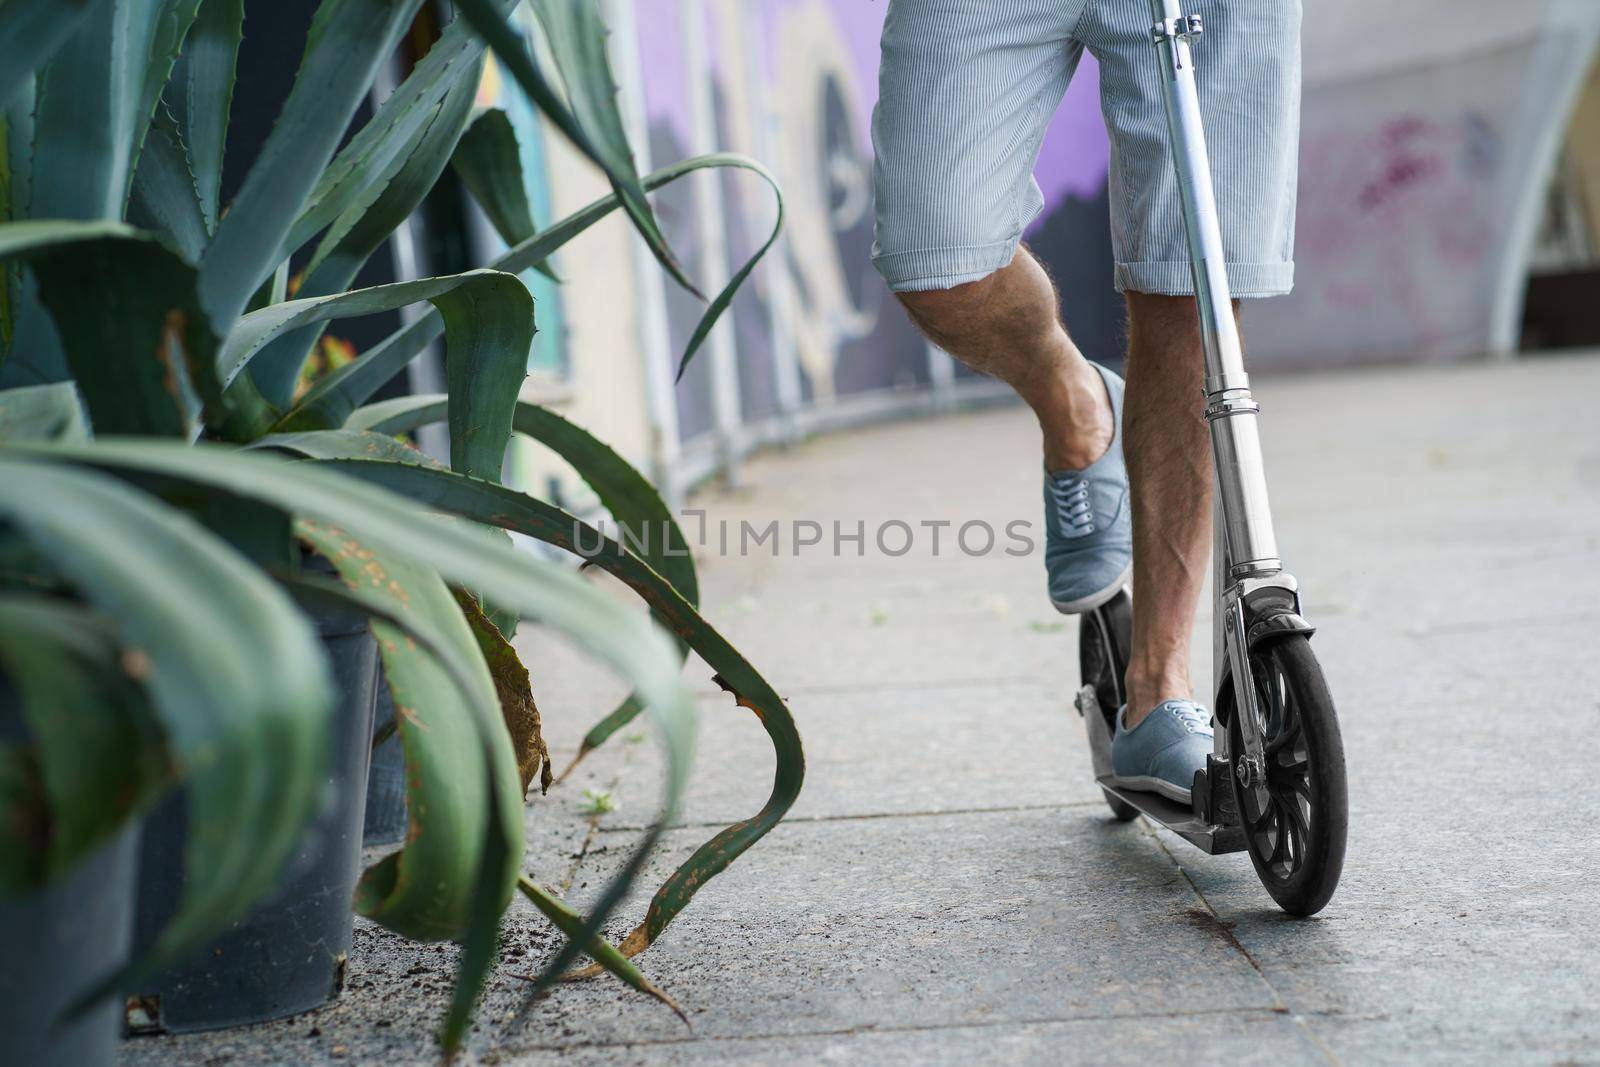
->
xmin=1095 ymin=777 xmax=1247 ymax=855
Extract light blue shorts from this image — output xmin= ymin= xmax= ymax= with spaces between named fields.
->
xmin=871 ymin=0 xmax=1301 ymax=297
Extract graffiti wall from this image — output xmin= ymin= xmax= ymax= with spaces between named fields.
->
xmin=1246 ymin=0 xmax=1600 ymax=365
xmin=615 ymin=0 xmax=1125 ymax=487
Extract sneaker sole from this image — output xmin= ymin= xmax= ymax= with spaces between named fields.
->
xmin=1105 ymin=773 xmax=1192 ymax=805
xmin=1049 ymin=563 xmax=1133 ymax=616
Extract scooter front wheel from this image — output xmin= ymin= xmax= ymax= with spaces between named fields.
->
xmin=1221 ymin=634 xmax=1347 ymax=915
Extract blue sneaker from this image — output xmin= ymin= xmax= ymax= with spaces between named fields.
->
xmin=1044 ymin=363 xmax=1131 ymax=614
xmin=1110 ymin=700 xmax=1213 ymax=804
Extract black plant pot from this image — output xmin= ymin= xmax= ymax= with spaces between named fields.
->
xmin=0 ymin=828 xmax=139 ymax=1067
xmin=361 ymin=674 xmax=408 ymax=847
xmin=0 ymin=677 xmax=139 ymax=1067
xmin=126 ymin=590 xmax=379 ymax=1034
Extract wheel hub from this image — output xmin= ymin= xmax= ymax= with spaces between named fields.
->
xmin=1234 ymin=753 xmax=1264 ymax=788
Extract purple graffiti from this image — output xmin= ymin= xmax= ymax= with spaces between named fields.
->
xmin=634 ymin=0 xmax=692 ymax=142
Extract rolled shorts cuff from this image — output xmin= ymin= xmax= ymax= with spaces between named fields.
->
xmin=1115 ymin=260 xmax=1294 ymax=299
xmin=872 ymin=235 xmax=1024 ymax=293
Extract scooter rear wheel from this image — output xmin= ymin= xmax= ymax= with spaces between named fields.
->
xmin=1221 ymin=635 xmax=1347 ymax=915
xmin=1078 ymin=591 xmax=1139 ymax=822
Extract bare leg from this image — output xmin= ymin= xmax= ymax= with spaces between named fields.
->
xmin=898 ymin=247 xmax=1111 ymax=469
xmin=898 ymin=255 xmax=1220 ymax=727
xmin=1120 ymin=292 xmax=1231 ymax=727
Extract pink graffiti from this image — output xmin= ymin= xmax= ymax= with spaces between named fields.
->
xmin=1355 ymin=117 xmax=1447 ymax=211
xmin=1293 ymin=110 xmax=1499 ymax=353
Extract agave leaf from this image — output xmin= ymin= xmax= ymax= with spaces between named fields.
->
xmin=30 ymin=0 xmax=164 ymax=221
xmin=0 ymin=382 xmax=88 ymax=444
xmin=215 ymin=269 xmax=533 ymax=468
xmin=165 ymin=0 xmax=241 ymax=229
xmin=184 ymin=490 xmax=297 ymax=576
xmin=9 ymin=0 xmax=167 ymax=384
xmin=136 ymin=0 xmax=206 ymax=174
xmin=331 ymin=393 xmax=438 ymax=433
xmin=246 ymin=58 xmax=483 ymax=411
xmin=453 ymin=588 xmax=549 ymax=795
xmin=516 ymin=876 xmax=684 ymax=1021
xmin=283 ymin=152 xmax=780 ymax=425
xmin=301 ymin=458 xmax=801 ymax=986
xmin=227 ymin=434 xmax=510 ymax=647
xmin=0 ymin=86 xmax=34 ymax=371
xmin=276 ymin=571 xmax=483 ymax=716
xmin=0 ymin=595 xmax=168 ymax=891
xmin=0 ymin=0 xmax=103 ymax=109
xmin=450 ymin=108 xmax=562 ymax=284
xmin=296 ymin=520 xmax=523 ymax=942
xmin=350 ymin=395 xmax=698 ymax=604
xmin=257 ymin=427 xmax=437 ymax=465
xmin=456 ymin=0 xmax=696 ymax=296
xmin=671 ymin=165 xmax=785 ymax=383
xmin=0 ymin=220 xmax=216 ymax=435
xmin=197 ymin=0 xmax=423 ymax=332
xmin=284 ymin=0 xmax=517 ymax=257
xmin=347 ymin=394 xmax=698 ymax=773
xmin=305 ymin=61 xmax=482 ymax=289
xmin=0 ymin=93 xmax=29 ymax=361
xmin=0 ymin=285 xmax=65 ymax=387
xmin=264 ymin=424 xmax=524 ymax=642
xmin=128 ymin=103 xmax=209 ymax=262
xmin=0 ymin=456 xmax=332 ymax=978
xmin=525 ymin=0 xmax=696 ymax=291
xmin=270 ymin=421 xmax=535 ymax=638
xmin=451 ymin=108 xmax=537 ymax=246
xmin=1 ymin=84 xmax=34 ymax=227
xmin=25 ymin=438 xmax=698 ymax=1030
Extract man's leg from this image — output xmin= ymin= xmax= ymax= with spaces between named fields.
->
xmin=897 ymin=248 xmax=1110 ymax=470
xmin=901 ymin=275 xmax=1218 ymax=727
xmin=1120 ymin=293 xmax=1225 ymax=727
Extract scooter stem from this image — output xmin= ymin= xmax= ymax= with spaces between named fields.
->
xmin=1147 ymin=0 xmax=1280 ymax=580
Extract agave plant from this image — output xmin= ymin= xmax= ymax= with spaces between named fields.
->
xmin=0 ymin=0 xmax=799 ymax=1052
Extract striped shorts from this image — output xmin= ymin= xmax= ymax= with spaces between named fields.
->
xmin=871 ymin=0 xmax=1301 ymax=297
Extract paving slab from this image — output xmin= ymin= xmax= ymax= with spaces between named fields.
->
xmin=492 ymin=809 xmax=1277 ymax=1055
xmin=598 ymin=679 xmax=1105 ymax=831
xmin=593 ymin=550 xmax=1090 ymax=695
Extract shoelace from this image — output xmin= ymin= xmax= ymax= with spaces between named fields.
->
xmin=1049 ymin=477 xmax=1095 ymax=537
xmin=1169 ymin=701 xmax=1213 ymax=736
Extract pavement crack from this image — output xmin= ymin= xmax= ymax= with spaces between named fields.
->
xmin=552 ymin=741 xmax=638 ymax=895
xmin=1148 ymin=833 xmax=1269 ymax=978
xmin=1148 ymin=833 xmax=1343 ymax=1067
xmin=503 ymin=1005 xmax=1329 ymax=1056
xmin=593 ymin=800 xmax=1105 ymax=835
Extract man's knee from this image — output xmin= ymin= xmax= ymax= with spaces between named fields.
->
xmin=896 ymin=245 xmax=1056 ymax=336
xmin=894 ymin=272 xmax=1003 ymax=335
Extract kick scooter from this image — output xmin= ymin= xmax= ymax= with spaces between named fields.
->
xmin=1074 ymin=0 xmax=1348 ymax=915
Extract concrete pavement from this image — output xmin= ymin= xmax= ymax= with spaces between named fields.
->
xmin=122 ymin=351 xmax=1600 ymax=1065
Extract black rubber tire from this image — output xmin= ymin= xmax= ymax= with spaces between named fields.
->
xmin=1079 ymin=592 xmax=1139 ymax=822
xmin=1222 ymin=635 xmax=1347 ymax=915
